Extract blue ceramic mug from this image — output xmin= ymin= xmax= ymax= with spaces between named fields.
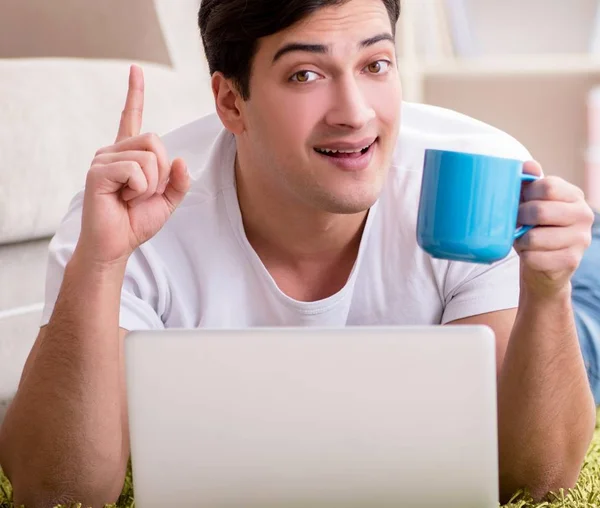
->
xmin=416 ymin=149 xmax=539 ymax=264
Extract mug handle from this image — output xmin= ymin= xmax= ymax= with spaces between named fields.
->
xmin=514 ymin=173 xmax=541 ymax=240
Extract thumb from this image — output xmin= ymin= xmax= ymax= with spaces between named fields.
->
xmin=522 ymin=160 xmax=543 ymax=178
xmin=163 ymin=158 xmax=191 ymax=212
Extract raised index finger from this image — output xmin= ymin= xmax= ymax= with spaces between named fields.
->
xmin=116 ymin=64 xmax=145 ymax=143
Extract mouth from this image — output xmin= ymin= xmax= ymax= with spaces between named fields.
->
xmin=314 ymin=138 xmax=377 ymax=159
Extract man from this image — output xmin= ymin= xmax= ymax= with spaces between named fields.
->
xmin=0 ymin=0 xmax=596 ymax=506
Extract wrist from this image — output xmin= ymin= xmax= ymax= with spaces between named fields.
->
xmin=69 ymin=246 xmax=129 ymax=283
xmin=519 ymin=266 xmax=573 ymax=301
xmin=518 ymin=280 xmax=573 ymax=311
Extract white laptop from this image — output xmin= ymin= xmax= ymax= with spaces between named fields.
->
xmin=125 ymin=326 xmax=499 ymax=508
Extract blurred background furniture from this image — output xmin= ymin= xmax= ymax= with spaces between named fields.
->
xmin=398 ymin=0 xmax=600 ymax=198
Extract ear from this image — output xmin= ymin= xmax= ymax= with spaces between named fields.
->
xmin=212 ymin=72 xmax=245 ymax=135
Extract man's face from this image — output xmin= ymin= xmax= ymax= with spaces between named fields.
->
xmin=238 ymin=0 xmax=402 ymax=214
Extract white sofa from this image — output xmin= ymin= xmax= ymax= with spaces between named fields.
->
xmin=0 ymin=0 xmax=215 ymax=422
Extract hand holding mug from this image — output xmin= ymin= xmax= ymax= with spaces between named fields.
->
xmin=514 ymin=161 xmax=594 ymax=297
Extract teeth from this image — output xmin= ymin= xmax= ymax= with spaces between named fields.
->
xmin=316 ymin=144 xmax=371 ymax=154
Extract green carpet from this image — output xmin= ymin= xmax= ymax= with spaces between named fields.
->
xmin=1 ymin=409 xmax=600 ymax=507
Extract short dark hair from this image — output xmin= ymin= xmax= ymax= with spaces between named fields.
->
xmin=198 ymin=0 xmax=401 ymax=100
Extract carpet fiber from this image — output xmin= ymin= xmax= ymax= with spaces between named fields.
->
xmin=1 ymin=409 xmax=600 ymax=507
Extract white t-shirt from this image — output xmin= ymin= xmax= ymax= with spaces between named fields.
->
xmin=41 ymin=101 xmax=532 ymax=330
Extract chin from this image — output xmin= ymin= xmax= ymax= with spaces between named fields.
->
xmin=317 ymin=187 xmax=381 ymax=215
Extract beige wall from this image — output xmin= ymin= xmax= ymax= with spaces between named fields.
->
xmin=464 ymin=0 xmax=598 ymax=55
xmin=0 ymin=0 xmax=172 ymax=66
xmin=424 ymin=72 xmax=600 ymax=190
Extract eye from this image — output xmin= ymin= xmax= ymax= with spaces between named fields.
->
xmin=366 ymin=60 xmax=391 ymax=75
xmin=290 ymin=70 xmax=320 ymax=83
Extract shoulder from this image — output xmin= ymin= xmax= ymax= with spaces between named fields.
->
xmin=384 ymin=101 xmax=534 ymax=211
xmin=159 ymin=112 xmax=225 ymax=175
xmin=392 ymin=101 xmax=533 ymax=171
xmin=158 ymin=112 xmax=236 ymax=211
xmin=376 ymin=102 xmax=528 ymax=293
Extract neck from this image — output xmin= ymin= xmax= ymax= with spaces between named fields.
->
xmin=234 ymin=155 xmax=368 ymax=266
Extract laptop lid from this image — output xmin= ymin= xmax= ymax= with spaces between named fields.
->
xmin=125 ymin=326 xmax=499 ymax=508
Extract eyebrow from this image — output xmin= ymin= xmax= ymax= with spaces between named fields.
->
xmin=272 ymin=32 xmax=395 ymax=63
xmin=359 ymin=33 xmax=395 ymax=49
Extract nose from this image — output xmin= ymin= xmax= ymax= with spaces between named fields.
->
xmin=325 ymin=75 xmax=376 ymax=130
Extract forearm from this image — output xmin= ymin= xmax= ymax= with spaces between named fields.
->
xmin=0 ymin=250 xmax=127 ymax=506
xmin=497 ymin=284 xmax=596 ymax=501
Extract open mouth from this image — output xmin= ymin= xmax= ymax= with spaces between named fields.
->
xmin=314 ymin=139 xmax=377 ymax=159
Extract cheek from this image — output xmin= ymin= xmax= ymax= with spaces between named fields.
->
xmin=364 ymin=79 xmax=402 ymax=126
xmin=258 ymin=86 xmax=327 ymax=148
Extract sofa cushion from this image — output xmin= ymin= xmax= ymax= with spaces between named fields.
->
xmin=0 ymin=239 xmax=50 ymax=420
xmin=0 ymin=311 xmax=40 ymax=402
xmin=0 ymin=0 xmax=215 ymax=245
xmin=0 ymin=238 xmax=50 ymax=312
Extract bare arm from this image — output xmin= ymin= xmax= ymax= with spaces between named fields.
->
xmin=0 ymin=253 xmax=130 ymax=507
xmin=451 ymin=292 xmax=596 ymax=504
xmin=498 ymin=288 xmax=595 ymax=502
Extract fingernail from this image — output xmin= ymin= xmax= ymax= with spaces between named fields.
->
xmin=158 ymin=180 xmax=168 ymax=194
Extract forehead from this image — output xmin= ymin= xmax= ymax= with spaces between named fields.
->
xmin=257 ymin=0 xmax=393 ymax=55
